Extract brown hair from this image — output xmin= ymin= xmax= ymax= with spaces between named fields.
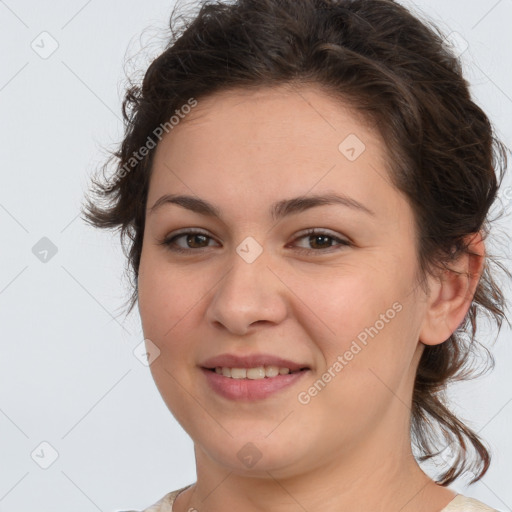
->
xmin=82 ymin=0 xmax=510 ymax=486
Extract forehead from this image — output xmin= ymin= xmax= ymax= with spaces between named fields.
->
xmin=162 ymin=83 xmax=381 ymax=151
xmin=148 ymin=84 xmax=404 ymax=222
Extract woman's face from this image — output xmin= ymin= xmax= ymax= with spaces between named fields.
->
xmin=138 ymin=85 xmax=431 ymax=476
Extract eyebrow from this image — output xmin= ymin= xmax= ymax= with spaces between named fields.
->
xmin=148 ymin=192 xmax=375 ymax=221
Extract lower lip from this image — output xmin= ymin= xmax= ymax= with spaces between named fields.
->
xmin=201 ymin=368 xmax=309 ymax=401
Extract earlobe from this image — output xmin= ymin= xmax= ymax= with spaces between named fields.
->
xmin=419 ymin=232 xmax=485 ymax=346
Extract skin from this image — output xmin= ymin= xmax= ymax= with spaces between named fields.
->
xmin=137 ymin=84 xmax=484 ymax=512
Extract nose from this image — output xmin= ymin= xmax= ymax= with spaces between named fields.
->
xmin=205 ymin=246 xmax=289 ymax=336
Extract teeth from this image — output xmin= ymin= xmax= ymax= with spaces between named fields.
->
xmin=213 ymin=366 xmax=296 ymax=379
xmin=266 ymin=366 xmax=280 ymax=377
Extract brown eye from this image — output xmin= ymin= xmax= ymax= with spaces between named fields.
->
xmin=291 ymin=229 xmax=351 ymax=253
xmin=183 ymin=233 xmax=210 ymax=249
xmin=308 ymin=234 xmax=335 ymax=250
xmin=159 ymin=230 xmax=219 ymax=252
xmin=158 ymin=228 xmax=351 ymax=255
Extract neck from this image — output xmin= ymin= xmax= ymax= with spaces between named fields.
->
xmin=175 ymin=425 xmax=455 ymax=512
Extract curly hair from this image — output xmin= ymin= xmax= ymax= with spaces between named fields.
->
xmin=82 ymin=0 xmax=510 ymax=486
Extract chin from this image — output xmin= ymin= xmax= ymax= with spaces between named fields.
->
xmin=196 ymin=436 xmax=310 ymax=476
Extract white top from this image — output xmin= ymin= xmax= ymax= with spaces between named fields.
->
xmin=125 ymin=484 xmax=500 ymax=512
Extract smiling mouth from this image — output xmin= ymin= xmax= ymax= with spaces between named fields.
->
xmin=204 ymin=366 xmax=309 ymax=379
xmin=201 ymin=365 xmax=310 ymax=401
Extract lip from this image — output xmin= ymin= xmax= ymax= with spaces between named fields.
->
xmin=200 ymin=353 xmax=311 ymax=401
xmin=200 ymin=353 xmax=310 ymax=372
xmin=201 ymin=367 xmax=310 ymax=401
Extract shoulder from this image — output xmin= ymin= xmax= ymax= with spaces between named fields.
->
xmin=117 ymin=484 xmax=194 ymax=512
xmin=443 ymin=494 xmax=500 ymax=512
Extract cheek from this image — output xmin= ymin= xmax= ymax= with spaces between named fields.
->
xmin=294 ymin=258 xmax=421 ymax=393
xmin=294 ymin=267 xmax=407 ymax=347
xmin=137 ymin=248 xmax=204 ymax=341
xmin=137 ymin=252 xmax=204 ymax=423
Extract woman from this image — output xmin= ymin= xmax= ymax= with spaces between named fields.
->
xmin=82 ymin=0 xmax=510 ymax=510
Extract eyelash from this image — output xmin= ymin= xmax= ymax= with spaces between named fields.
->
xmin=158 ymin=228 xmax=352 ymax=254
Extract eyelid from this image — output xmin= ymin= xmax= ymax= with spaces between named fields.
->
xmin=157 ymin=228 xmax=219 ymax=249
xmin=159 ymin=227 xmax=352 ymax=254
xmin=288 ymin=228 xmax=352 ymax=252
xmin=292 ymin=227 xmax=350 ymax=242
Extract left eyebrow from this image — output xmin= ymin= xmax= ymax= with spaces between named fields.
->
xmin=148 ymin=192 xmax=375 ymax=221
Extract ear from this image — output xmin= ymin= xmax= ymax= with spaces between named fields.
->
xmin=419 ymin=232 xmax=485 ymax=346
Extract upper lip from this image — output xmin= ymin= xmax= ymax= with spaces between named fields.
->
xmin=200 ymin=353 xmax=310 ymax=372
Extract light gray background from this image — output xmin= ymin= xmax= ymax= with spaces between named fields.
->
xmin=1 ymin=1 xmax=511 ymax=511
